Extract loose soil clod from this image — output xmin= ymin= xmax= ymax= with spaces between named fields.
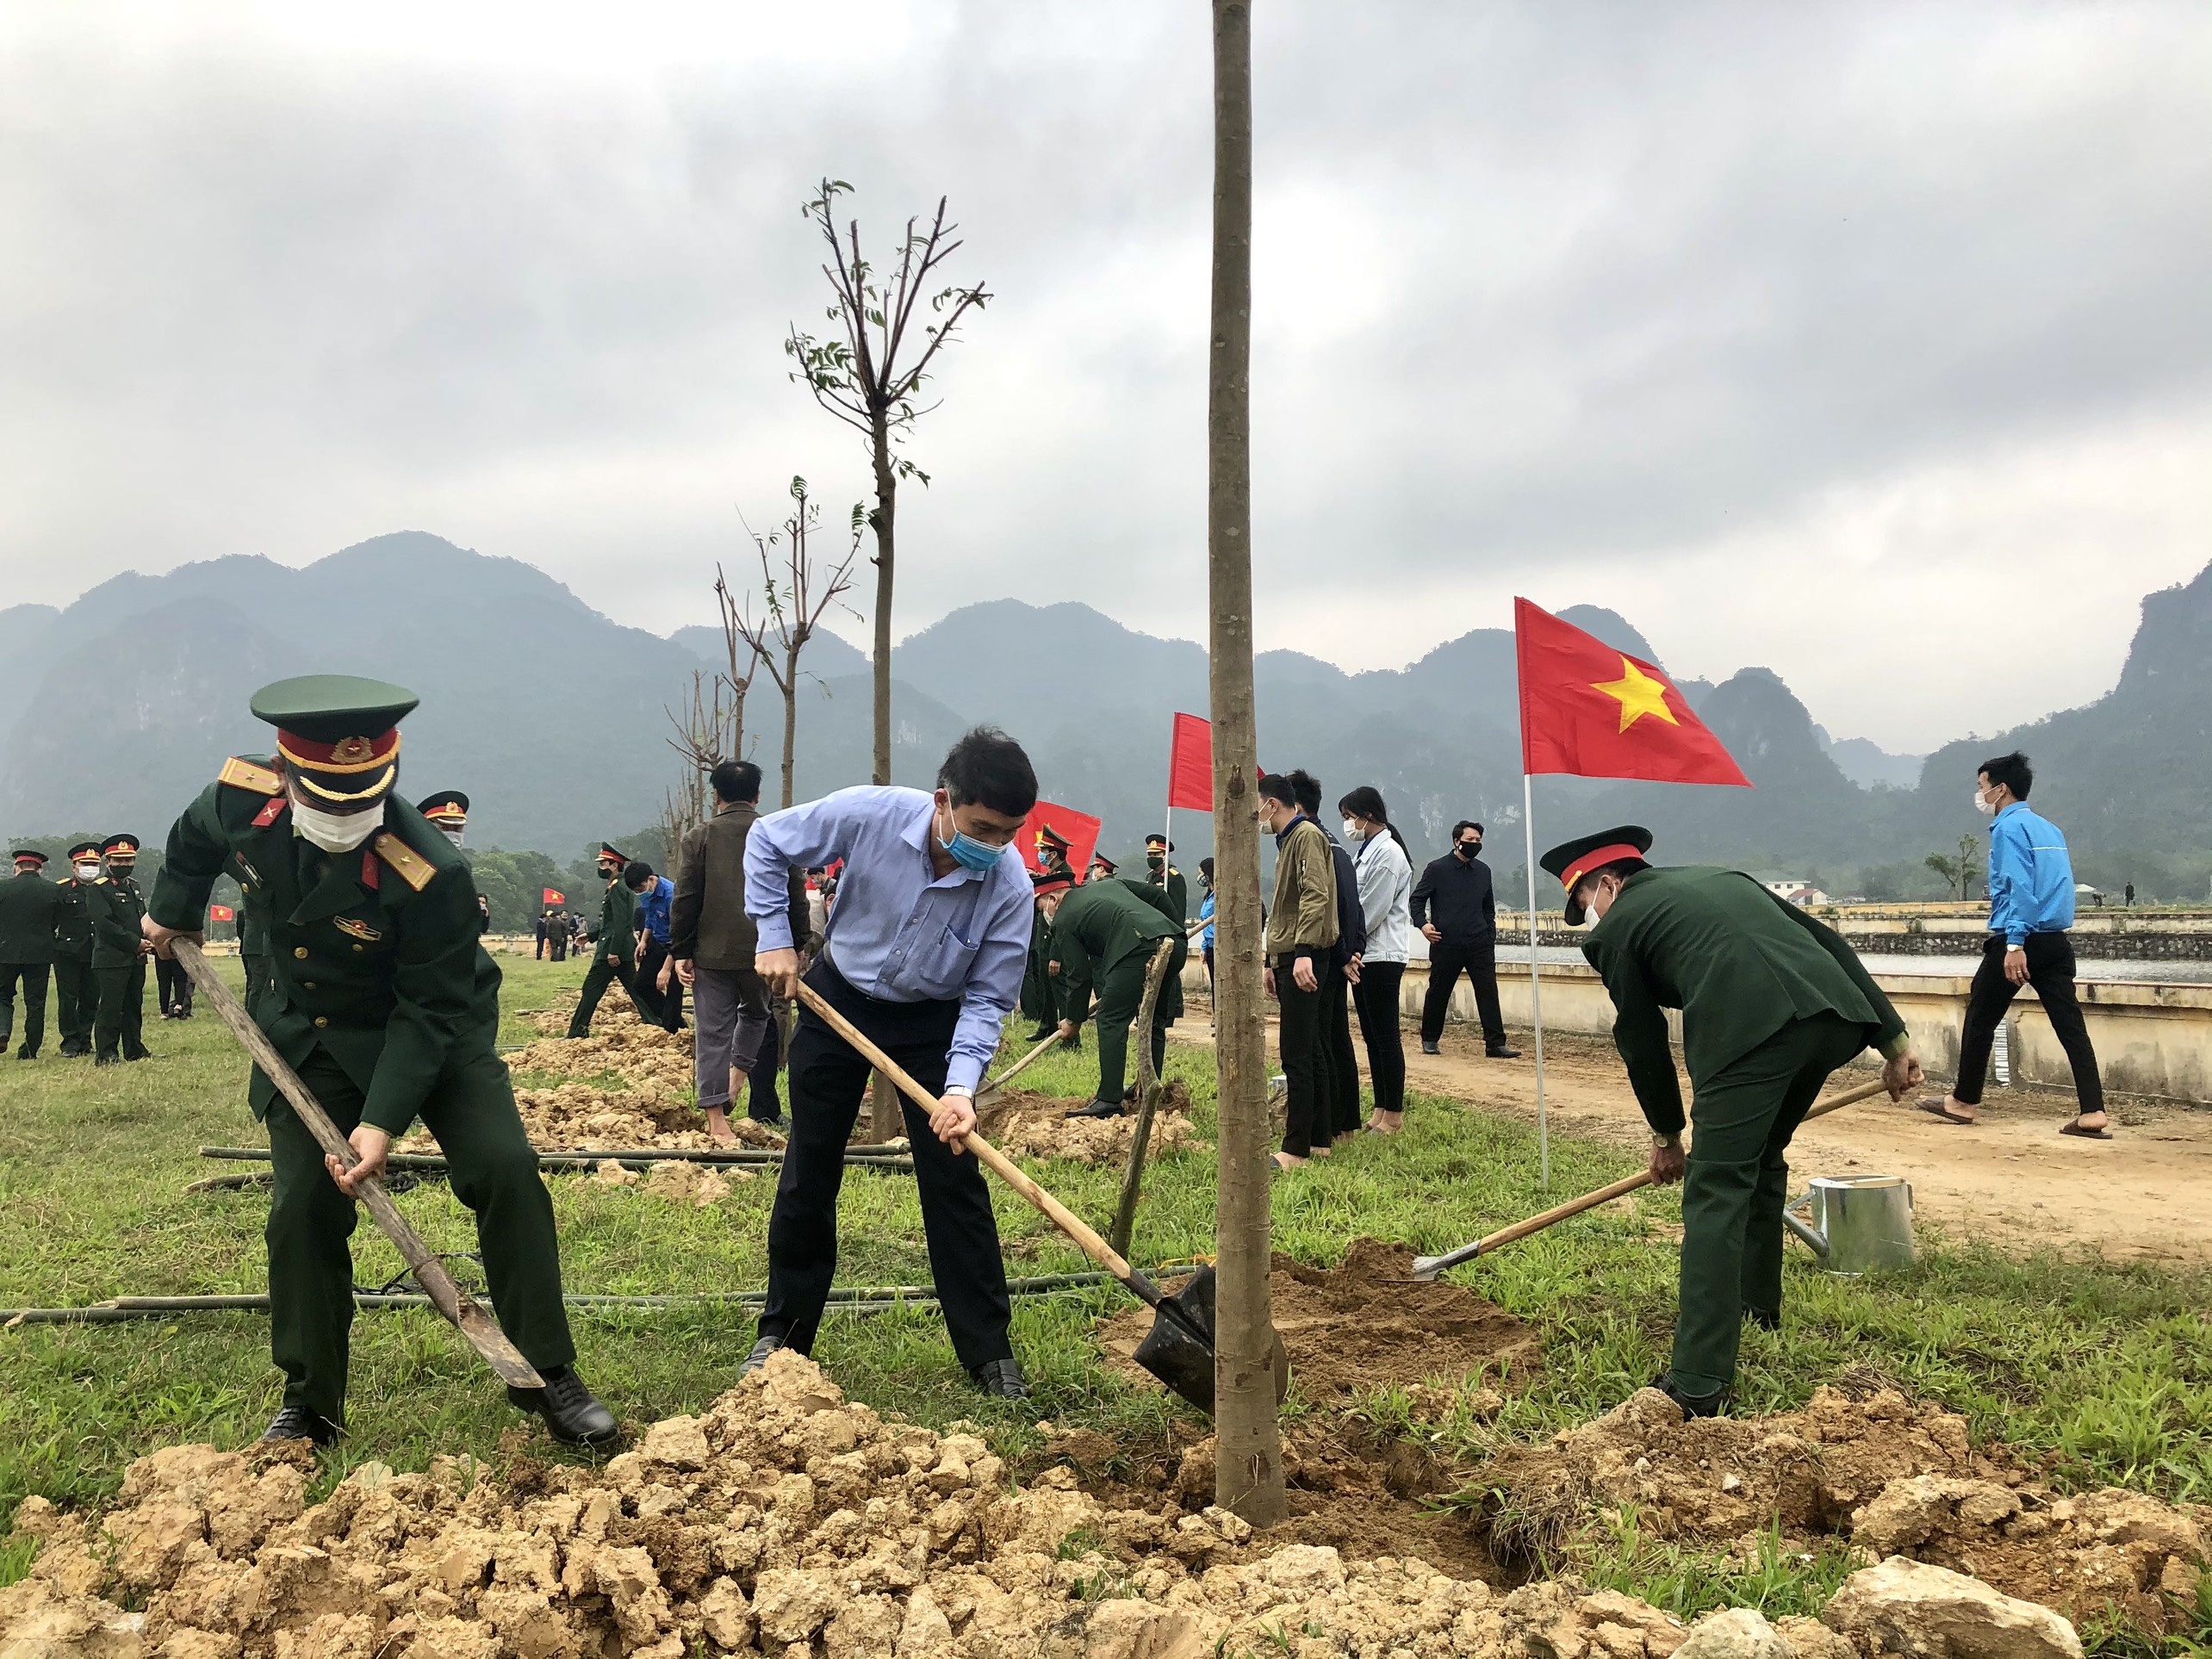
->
xmin=973 ymin=1080 xmax=1204 ymax=1166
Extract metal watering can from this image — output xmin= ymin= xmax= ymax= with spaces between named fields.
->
xmin=1782 ymin=1176 xmax=1916 ymax=1275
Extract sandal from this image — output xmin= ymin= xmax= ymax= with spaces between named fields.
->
xmin=1917 ymin=1097 xmax=1977 ymax=1126
xmin=2059 ymin=1120 xmax=2113 ymax=1140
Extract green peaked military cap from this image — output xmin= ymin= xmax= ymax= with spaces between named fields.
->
xmin=1540 ymin=824 xmax=1653 ymax=926
xmin=248 ymin=674 xmax=420 ymax=743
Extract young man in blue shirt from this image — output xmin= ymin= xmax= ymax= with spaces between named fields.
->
xmin=624 ymin=860 xmax=685 ymax=1033
xmin=741 ymin=728 xmax=1040 ymax=1397
xmin=1923 ymin=751 xmax=2109 ymax=1137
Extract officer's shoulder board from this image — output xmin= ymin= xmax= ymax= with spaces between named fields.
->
xmin=218 ymin=756 xmax=283 ymax=795
xmin=372 ymin=832 xmax=438 ymax=892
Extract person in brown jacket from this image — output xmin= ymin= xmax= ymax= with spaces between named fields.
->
xmin=670 ymin=760 xmax=807 ymax=1143
xmin=1258 ymin=769 xmax=1339 ymax=1167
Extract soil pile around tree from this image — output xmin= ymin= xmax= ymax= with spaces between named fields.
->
xmin=972 ymin=1081 xmax=1203 ymax=1166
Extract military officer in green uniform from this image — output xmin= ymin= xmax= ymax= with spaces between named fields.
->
xmin=142 ymin=675 xmax=618 ymax=1449
xmin=1544 ymin=826 xmax=1924 ymax=1415
xmin=1035 ymin=869 xmax=1186 ymax=1118
xmin=1020 ymin=823 xmax=1078 ymax=1041
xmin=1142 ymin=833 xmax=1189 ymax=924
xmin=52 ymin=843 xmax=103 ymax=1057
xmin=88 ymin=835 xmax=152 ymax=1065
xmin=0 ymin=848 xmax=63 ymax=1059
xmin=567 ymin=842 xmax=647 ymax=1036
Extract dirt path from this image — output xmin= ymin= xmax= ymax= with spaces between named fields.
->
xmin=1174 ymin=1002 xmax=2212 ymax=1264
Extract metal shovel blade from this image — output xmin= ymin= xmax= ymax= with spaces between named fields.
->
xmin=1133 ymin=1264 xmax=1220 ymax=1412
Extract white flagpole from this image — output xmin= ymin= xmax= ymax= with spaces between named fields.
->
xmin=1524 ymin=770 xmax=1549 ymax=1190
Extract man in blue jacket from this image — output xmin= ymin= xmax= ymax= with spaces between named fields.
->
xmin=1922 ymin=751 xmax=2109 ymax=1137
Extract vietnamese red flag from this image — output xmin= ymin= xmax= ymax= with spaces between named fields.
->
xmin=1018 ymin=800 xmax=1103 ymax=881
xmin=1515 ymin=598 xmax=1750 ymax=786
xmin=208 ymin=904 xmax=235 ymax=923
xmin=542 ymin=887 xmax=566 ymax=904
xmin=1167 ymin=713 xmax=1213 ymax=811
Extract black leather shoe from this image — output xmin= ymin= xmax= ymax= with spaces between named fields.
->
xmin=1486 ymin=1045 xmax=1521 ymax=1059
xmin=1652 ymin=1372 xmax=1727 ymax=1418
xmin=16 ymin=1047 xmax=35 ymax=1060
xmin=740 ymin=1333 xmax=785 ymax=1376
xmin=1420 ymin=1041 xmax=1442 ymax=1056
xmin=507 ymin=1365 xmax=619 ymax=1447
xmin=969 ymin=1358 xmax=1030 ymax=1399
xmin=1745 ymin=1306 xmax=1781 ymax=1333
xmin=94 ymin=1054 xmax=118 ymax=1066
xmin=261 ymin=1404 xmax=339 ymax=1446
xmin=1066 ymin=1097 xmax=1122 ymax=1120
xmin=1024 ymin=1027 xmax=1055 ymax=1043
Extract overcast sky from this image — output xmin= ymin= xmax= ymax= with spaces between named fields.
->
xmin=3 ymin=2 xmax=2208 ymax=752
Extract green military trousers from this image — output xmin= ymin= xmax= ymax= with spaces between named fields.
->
xmin=567 ymin=952 xmax=649 ymax=1037
xmin=52 ymin=953 xmax=95 ymax=1053
xmin=268 ymin=1047 xmax=577 ymax=1426
xmin=1672 ymin=1010 xmax=1870 ymax=1396
xmin=1087 ymin=938 xmax=1185 ymax=1106
xmin=93 ymin=961 xmax=149 ymax=1061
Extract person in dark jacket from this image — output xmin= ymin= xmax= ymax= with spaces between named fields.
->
xmin=88 ymin=835 xmax=153 ymax=1065
xmin=566 ymin=843 xmax=649 ymax=1036
xmin=1548 ymin=824 xmax=1923 ymax=1414
xmin=1037 ymin=870 xmax=1185 ymax=1118
xmin=52 ymin=842 xmax=103 ymax=1057
xmin=0 ymin=848 xmax=62 ymax=1059
xmin=1412 ymin=821 xmax=1518 ymax=1059
xmin=1291 ymin=774 xmax=1367 ymax=1141
xmin=671 ymin=760 xmax=807 ymax=1140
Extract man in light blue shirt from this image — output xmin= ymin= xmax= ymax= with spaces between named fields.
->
xmin=1923 ymin=751 xmax=2108 ymax=1136
xmin=741 ymin=727 xmax=1040 ymax=1396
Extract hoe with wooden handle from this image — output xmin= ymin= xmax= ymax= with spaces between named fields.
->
xmin=793 ymin=978 xmax=1233 ymax=1413
xmin=170 ymin=938 xmax=545 ymax=1389
xmin=1410 ymin=1074 xmax=1897 ymax=1280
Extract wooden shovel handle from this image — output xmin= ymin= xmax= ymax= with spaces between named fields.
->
xmin=792 ymin=979 xmax=1140 ymax=1283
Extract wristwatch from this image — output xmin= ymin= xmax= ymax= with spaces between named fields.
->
xmin=944 ymin=1084 xmax=974 ymax=1100
xmin=1651 ymin=1131 xmax=1681 ymax=1149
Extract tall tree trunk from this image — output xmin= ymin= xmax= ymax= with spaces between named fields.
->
xmin=869 ymin=409 xmax=898 ymax=789
xmin=1207 ymin=0 xmax=1285 ymax=1527
xmin=781 ymin=645 xmax=800 ymax=810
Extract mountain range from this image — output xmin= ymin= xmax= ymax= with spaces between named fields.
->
xmin=3 ymin=532 xmax=2206 ymax=898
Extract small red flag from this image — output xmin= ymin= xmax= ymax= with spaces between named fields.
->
xmin=207 ymin=904 xmax=235 ymax=923
xmin=1515 ymin=598 xmax=1750 ymax=786
xmin=1018 ymin=800 xmax=1103 ymax=882
xmin=1167 ymin=712 xmax=1213 ymax=811
xmin=542 ymin=887 xmax=565 ymax=904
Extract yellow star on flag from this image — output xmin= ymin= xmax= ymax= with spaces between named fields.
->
xmin=1592 ymin=656 xmax=1681 ymax=735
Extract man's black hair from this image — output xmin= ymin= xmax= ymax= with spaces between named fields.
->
xmin=1451 ymin=820 xmax=1485 ymax=842
xmin=1257 ymin=771 xmax=1299 ymax=809
xmin=623 ymin=860 xmax=654 ymax=890
xmin=711 ymin=758 xmax=761 ymax=805
xmin=1288 ymin=769 xmax=1323 ymax=817
xmin=1979 ymin=751 xmax=2034 ymax=800
xmin=939 ymin=726 xmax=1039 ymax=817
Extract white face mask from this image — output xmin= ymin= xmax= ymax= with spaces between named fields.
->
xmin=74 ymin=861 xmax=100 ymax=879
xmin=438 ymin=826 xmax=464 ymax=848
xmin=292 ymin=797 xmax=383 ymax=853
xmin=1972 ymin=786 xmax=1996 ymax=817
xmin=1341 ymin=818 xmax=1365 ymax=842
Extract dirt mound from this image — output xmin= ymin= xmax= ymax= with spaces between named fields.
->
xmin=1099 ymin=1239 xmax=1537 ymax=1404
xmin=1482 ymin=1379 xmax=2208 ymax=1637
xmin=975 ymin=1080 xmax=1204 ymax=1165
xmin=4 ymin=1352 xmax=1719 ymax=1658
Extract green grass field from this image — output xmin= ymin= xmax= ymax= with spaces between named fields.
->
xmin=3 ymin=957 xmax=2209 ymax=1647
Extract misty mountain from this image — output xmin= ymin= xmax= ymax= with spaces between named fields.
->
xmin=1818 ymin=732 xmax=1925 ymax=791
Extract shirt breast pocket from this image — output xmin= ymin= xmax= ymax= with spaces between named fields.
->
xmin=940 ymin=919 xmax=979 ymax=954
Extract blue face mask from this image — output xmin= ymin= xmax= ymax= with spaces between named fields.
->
xmin=936 ymin=807 xmax=1007 ymax=873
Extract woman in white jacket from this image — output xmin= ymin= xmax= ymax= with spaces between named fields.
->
xmin=1338 ymin=786 xmax=1413 ymax=1134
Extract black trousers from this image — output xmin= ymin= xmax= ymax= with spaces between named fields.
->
xmin=1321 ymin=962 xmax=1361 ymax=1137
xmin=155 ymin=955 xmax=194 ymax=1018
xmin=759 ymin=959 xmax=1013 ymax=1370
xmin=749 ymin=1007 xmax=785 ymax=1122
xmin=1275 ymin=954 xmax=1333 ymax=1158
xmin=1352 ymin=960 xmax=1407 ymax=1115
xmin=1953 ymin=932 xmax=2104 ymax=1115
xmin=53 ymin=954 xmax=95 ymax=1053
xmin=636 ymin=937 xmax=685 ymax=1030
xmin=1420 ymin=936 xmax=1507 ymax=1047
xmin=94 ymin=960 xmax=149 ymax=1060
xmin=1 ymin=960 xmax=50 ymax=1056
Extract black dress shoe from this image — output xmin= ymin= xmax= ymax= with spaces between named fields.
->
xmin=94 ymin=1054 xmax=118 ymax=1067
xmin=969 ymin=1358 xmax=1030 ymax=1399
xmin=1745 ymin=1306 xmax=1781 ymax=1333
xmin=739 ymin=1333 xmax=785 ymax=1376
xmin=507 ymin=1364 xmax=619 ymax=1446
xmin=261 ymin=1404 xmax=340 ymax=1446
xmin=1024 ymin=1027 xmax=1055 ymax=1043
xmin=1486 ymin=1045 xmax=1521 ymax=1059
xmin=1652 ymin=1372 xmax=1727 ymax=1418
xmin=16 ymin=1047 xmax=35 ymax=1060
xmin=1420 ymin=1041 xmax=1441 ymax=1056
xmin=1066 ymin=1097 xmax=1122 ymax=1120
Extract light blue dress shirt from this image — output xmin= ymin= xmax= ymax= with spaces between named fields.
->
xmin=744 ymin=786 xmax=1032 ymax=1096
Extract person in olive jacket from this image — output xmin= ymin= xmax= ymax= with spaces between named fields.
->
xmin=52 ymin=842 xmax=103 ymax=1057
xmin=142 ymin=674 xmax=616 ymax=1451
xmin=1545 ymin=824 xmax=1924 ymax=1416
xmin=87 ymin=835 xmax=153 ymax=1064
xmin=1035 ymin=869 xmax=1185 ymax=1118
xmin=0 ymin=848 xmax=62 ymax=1059
xmin=567 ymin=842 xmax=652 ymax=1036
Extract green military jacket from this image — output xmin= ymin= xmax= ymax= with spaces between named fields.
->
xmin=149 ymin=756 xmax=500 ymax=1137
xmin=1048 ymin=877 xmax=1184 ymax=1014
xmin=1146 ymin=862 xmax=1189 ymax=923
xmin=1580 ymin=866 xmax=1907 ymax=1136
xmin=0 ymin=870 xmax=62 ymax=965
xmin=53 ymin=875 xmax=96 ymax=960
xmin=86 ymin=874 xmax=149 ymax=968
xmin=587 ymin=876 xmax=637 ymax=965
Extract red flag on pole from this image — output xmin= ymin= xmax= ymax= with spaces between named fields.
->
xmin=1514 ymin=598 xmax=1750 ymax=786
xmin=1167 ymin=712 xmax=1213 ymax=811
xmin=1018 ymin=800 xmax=1103 ymax=881
xmin=207 ymin=904 xmax=235 ymax=923
xmin=542 ymin=887 xmax=566 ymax=904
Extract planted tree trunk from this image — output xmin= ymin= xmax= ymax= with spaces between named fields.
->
xmin=1206 ymin=0 xmax=1286 ymax=1527
xmin=870 ymin=412 xmax=897 ymax=789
